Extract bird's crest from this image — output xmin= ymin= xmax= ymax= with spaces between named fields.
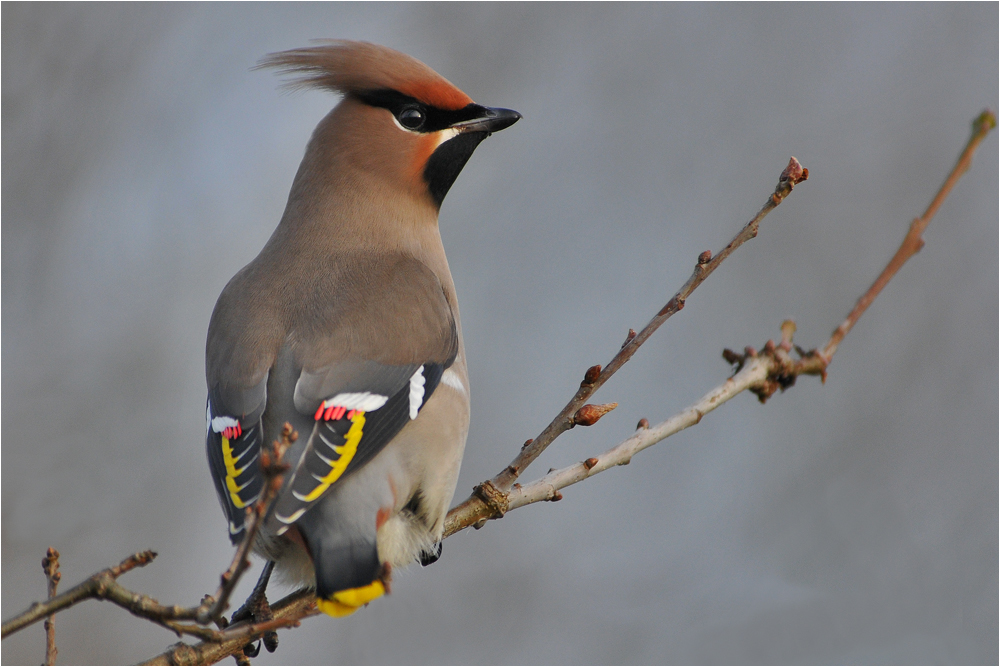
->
xmin=258 ymin=40 xmax=473 ymax=111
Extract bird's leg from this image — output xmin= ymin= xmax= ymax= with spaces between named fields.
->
xmin=231 ymin=561 xmax=279 ymax=656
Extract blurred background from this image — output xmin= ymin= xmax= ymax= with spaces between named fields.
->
xmin=3 ymin=4 xmax=997 ymax=664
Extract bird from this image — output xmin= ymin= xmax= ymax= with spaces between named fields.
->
xmin=204 ymin=40 xmax=520 ymax=619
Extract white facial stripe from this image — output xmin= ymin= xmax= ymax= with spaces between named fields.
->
xmin=435 ymin=127 xmax=460 ymax=146
xmin=323 ymin=392 xmax=388 ymax=412
xmin=441 ymin=368 xmax=466 ymax=396
xmin=408 ymin=365 xmax=426 ymax=420
xmin=390 ymin=114 xmax=461 ymax=149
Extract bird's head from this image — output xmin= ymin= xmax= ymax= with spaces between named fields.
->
xmin=259 ymin=40 xmax=520 ymax=210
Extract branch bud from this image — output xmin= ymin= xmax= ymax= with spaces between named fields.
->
xmin=621 ymin=329 xmax=637 ymax=348
xmin=581 ymin=364 xmax=602 ymax=386
xmin=573 ymin=402 xmax=618 ymax=426
xmin=780 ymin=320 xmax=797 ymax=349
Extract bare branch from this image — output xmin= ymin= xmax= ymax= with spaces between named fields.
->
xmin=140 ymin=590 xmax=318 ymax=667
xmin=447 ymin=109 xmax=995 ymax=534
xmin=508 ymin=352 xmax=774 ymax=509
xmin=445 ymin=157 xmax=809 ymax=537
xmin=2 ymin=551 xmax=159 ymax=639
xmin=823 ymin=110 xmax=996 ymax=360
xmin=42 ymin=548 xmax=61 ymax=665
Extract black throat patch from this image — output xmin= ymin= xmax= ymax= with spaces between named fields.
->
xmin=424 ymin=132 xmax=488 ymax=208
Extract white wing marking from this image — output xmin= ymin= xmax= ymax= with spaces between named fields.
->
xmin=408 ymin=366 xmax=426 ymax=420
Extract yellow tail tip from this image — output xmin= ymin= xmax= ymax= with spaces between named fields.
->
xmin=316 ymin=598 xmax=360 ymax=617
xmin=316 ymin=580 xmax=386 ymax=617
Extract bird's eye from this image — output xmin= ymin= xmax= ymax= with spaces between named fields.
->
xmin=398 ymin=107 xmax=426 ymax=130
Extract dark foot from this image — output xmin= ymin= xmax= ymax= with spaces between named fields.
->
xmin=419 ymin=542 xmax=442 ymax=567
xmin=231 ymin=561 xmax=279 ymax=657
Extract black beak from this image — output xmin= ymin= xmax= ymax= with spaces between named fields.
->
xmin=452 ymin=106 xmax=522 ymax=135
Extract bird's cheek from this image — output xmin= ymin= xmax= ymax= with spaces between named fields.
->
xmin=408 ymin=133 xmax=441 ymax=185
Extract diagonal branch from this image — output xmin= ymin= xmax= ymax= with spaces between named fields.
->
xmin=140 ymin=590 xmax=318 ymax=667
xmin=822 ymin=109 xmax=997 ymax=360
xmin=445 ymin=156 xmax=809 ymax=536
xmin=446 ymin=109 xmax=995 ymax=531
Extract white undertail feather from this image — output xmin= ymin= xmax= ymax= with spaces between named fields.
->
xmin=377 ymin=511 xmax=439 ymax=568
xmin=440 ymin=368 xmax=466 ymax=395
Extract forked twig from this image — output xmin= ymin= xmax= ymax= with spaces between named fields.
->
xmin=2 ymin=551 xmax=159 ymax=639
xmin=445 ymin=157 xmax=809 ymax=535
xmin=2 ymin=427 xmax=295 ymax=648
xmin=445 ymin=109 xmax=995 ymax=533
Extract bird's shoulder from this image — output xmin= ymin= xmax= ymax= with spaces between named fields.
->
xmin=207 ymin=251 xmax=458 ymax=389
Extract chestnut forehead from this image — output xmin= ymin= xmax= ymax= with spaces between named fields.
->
xmin=394 ymin=79 xmax=473 ymax=111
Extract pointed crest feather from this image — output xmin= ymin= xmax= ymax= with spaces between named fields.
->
xmin=257 ymin=40 xmax=474 ymax=111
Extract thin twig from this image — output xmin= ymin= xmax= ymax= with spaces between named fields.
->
xmin=446 ymin=109 xmax=995 ymax=534
xmin=2 ymin=428 xmax=294 ymax=649
xmin=507 ymin=352 xmax=776 ymax=509
xmin=822 ymin=110 xmax=997 ymax=360
xmin=2 ymin=551 xmax=159 ymax=638
xmin=140 ymin=590 xmax=318 ymax=667
xmin=195 ymin=424 xmax=294 ymax=625
xmin=445 ymin=157 xmax=809 ymax=536
xmin=42 ymin=547 xmax=61 ymax=665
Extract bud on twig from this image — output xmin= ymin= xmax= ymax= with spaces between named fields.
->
xmin=621 ymin=329 xmax=637 ymax=348
xmin=780 ymin=320 xmax=797 ymax=350
xmin=581 ymin=364 xmax=602 ymax=386
xmin=573 ymin=402 xmax=618 ymax=426
xmin=722 ymin=348 xmax=742 ymax=365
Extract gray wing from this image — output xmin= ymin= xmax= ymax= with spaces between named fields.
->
xmin=268 ymin=255 xmax=459 ymax=532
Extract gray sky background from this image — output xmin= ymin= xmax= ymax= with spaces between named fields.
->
xmin=3 ymin=4 xmax=997 ymax=664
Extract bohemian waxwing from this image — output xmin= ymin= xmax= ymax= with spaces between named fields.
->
xmin=205 ymin=40 xmax=520 ymax=617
